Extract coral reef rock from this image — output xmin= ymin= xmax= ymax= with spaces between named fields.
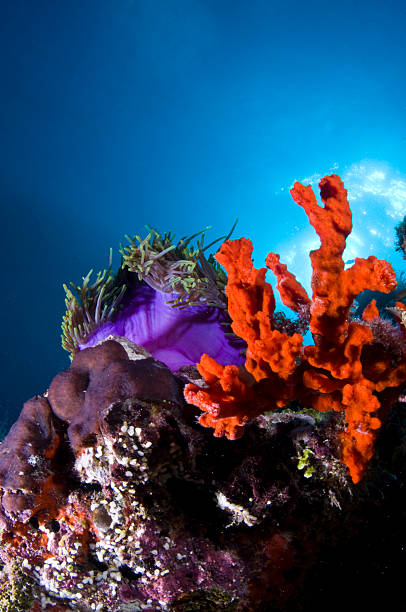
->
xmin=1 ymin=336 xmax=406 ymax=610
xmin=1 ymin=174 xmax=406 ymax=611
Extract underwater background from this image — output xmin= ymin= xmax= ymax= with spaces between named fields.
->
xmin=1 ymin=0 xmax=405 ymax=435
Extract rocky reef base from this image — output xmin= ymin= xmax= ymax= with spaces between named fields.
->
xmin=0 ymin=337 xmax=405 ymax=611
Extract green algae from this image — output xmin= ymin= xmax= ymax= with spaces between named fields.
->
xmin=0 ymin=561 xmax=33 ymax=612
xmin=171 ymin=587 xmax=238 ymax=611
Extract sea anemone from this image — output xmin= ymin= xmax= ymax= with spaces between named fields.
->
xmin=61 ymin=250 xmax=126 ymax=356
xmin=61 ymin=225 xmax=246 ymax=372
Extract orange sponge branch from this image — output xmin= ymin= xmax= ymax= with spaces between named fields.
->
xmin=184 ymin=174 xmax=402 ymax=484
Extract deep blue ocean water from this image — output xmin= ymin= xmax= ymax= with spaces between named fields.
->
xmin=1 ymin=0 xmax=405 ymax=432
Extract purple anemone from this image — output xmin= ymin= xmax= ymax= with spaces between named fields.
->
xmin=80 ymin=282 xmax=246 ymax=371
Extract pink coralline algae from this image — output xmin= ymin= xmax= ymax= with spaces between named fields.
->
xmin=0 ymin=176 xmax=406 ymax=611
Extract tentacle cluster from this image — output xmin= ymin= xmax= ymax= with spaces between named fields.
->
xmin=61 ymin=253 xmax=126 ymax=356
xmin=61 ymin=224 xmax=237 ymax=358
xmin=120 ymin=226 xmax=230 ymax=309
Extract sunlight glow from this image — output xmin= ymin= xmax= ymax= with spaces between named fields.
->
xmin=276 ymin=160 xmax=405 ymax=295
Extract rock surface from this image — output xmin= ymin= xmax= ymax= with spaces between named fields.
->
xmin=0 ymin=337 xmax=406 ymax=611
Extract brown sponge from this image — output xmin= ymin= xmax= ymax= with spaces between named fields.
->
xmin=0 ymin=396 xmax=63 ymax=523
xmin=48 ymin=340 xmax=181 ymax=451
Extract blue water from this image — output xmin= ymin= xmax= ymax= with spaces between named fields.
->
xmin=1 ymin=0 xmax=405 ymax=431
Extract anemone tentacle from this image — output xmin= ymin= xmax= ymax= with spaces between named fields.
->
xmin=61 ymin=253 xmax=126 ymax=357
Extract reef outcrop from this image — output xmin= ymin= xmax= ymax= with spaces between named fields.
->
xmin=2 ymin=335 xmax=405 ymax=611
xmin=0 ymin=174 xmax=405 ymax=610
xmin=0 ymin=337 xmax=340 ymax=611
